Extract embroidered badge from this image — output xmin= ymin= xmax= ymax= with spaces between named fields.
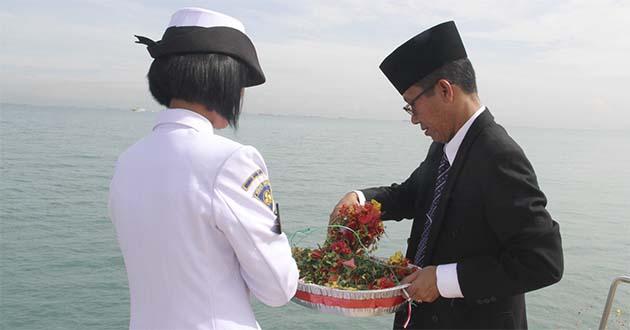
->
xmin=253 ymin=180 xmax=274 ymax=211
xmin=242 ymin=169 xmax=264 ymax=191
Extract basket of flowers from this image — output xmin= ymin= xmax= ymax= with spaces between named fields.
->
xmin=291 ymin=200 xmax=416 ymax=317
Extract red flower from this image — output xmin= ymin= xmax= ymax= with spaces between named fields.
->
xmin=310 ymin=249 xmax=322 ymax=260
xmin=358 ymin=213 xmax=371 ymax=224
xmin=294 ymin=199 xmax=407 ymax=290
xmin=375 ymin=276 xmax=396 ymax=289
xmin=330 ymin=241 xmax=351 ymax=255
xmin=342 ymin=231 xmax=355 ymax=245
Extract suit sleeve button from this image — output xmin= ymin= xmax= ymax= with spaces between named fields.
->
xmin=432 ymin=315 xmax=439 ymax=323
xmin=483 ymin=298 xmax=490 ymax=304
xmin=490 ymin=296 xmax=496 ymax=302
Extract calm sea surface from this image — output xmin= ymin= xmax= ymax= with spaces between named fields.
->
xmin=1 ymin=103 xmax=629 ymax=329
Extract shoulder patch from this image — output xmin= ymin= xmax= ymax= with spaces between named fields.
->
xmin=242 ymin=169 xmax=264 ymax=191
xmin=253 ymin=180 xmax=274 ymax=211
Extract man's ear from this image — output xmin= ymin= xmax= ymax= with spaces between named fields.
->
xmin=437 ymin=79 xmax=455 ymax=103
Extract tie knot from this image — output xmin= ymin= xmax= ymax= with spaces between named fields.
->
xmin=441 ymin=152 xmax=449 ymax=164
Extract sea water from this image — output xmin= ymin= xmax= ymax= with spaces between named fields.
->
xmin=1 ymin=104 xmax=628 ymax=329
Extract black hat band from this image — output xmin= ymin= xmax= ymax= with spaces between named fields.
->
xmin=135 ymin=26 xmax=265 ymax=87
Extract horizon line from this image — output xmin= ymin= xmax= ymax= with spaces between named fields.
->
xmin=1 ymin=102 xmax=626 ymax=133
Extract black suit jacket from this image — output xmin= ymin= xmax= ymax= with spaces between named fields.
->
xmin=362 ymin=110 xmax=563 ymax=329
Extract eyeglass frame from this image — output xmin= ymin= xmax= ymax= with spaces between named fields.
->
xmin=402 ymin=82 xmax=439 ymax=115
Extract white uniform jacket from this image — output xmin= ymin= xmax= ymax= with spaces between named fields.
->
xmin=109 ymin=108 xmax=299 ymax=330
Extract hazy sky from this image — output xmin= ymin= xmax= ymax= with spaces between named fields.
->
xmin=1 ymin=0 xmax=629 ymax=129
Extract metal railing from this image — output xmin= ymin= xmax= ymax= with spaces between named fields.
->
xmin=599 ymin=275 xmax=630 ymax=330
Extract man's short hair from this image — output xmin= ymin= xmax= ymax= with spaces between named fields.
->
xmin=416 ymin=58 xmax=477 ymax=95
xmin=148 ymin=53 xmax=249 ymax=127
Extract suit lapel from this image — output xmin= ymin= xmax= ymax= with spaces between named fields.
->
xmin=423 ymin=109 xmax=496 ymax=264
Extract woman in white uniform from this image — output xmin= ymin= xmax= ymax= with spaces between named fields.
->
xmin=108 ymin=8 xmax=299 ymax=330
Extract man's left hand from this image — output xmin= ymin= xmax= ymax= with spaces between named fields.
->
xmin=401 ymin=266 xmax=440 ymax=303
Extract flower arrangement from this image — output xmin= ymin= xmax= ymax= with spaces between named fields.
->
xmin=292 ymin=200 xmax=414 ymax=290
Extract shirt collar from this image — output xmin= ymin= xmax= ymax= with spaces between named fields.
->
xmin=444 ymin=105 xmax=486 ymax=164
xmin=153 ymin=108 xmax=214 ymax=134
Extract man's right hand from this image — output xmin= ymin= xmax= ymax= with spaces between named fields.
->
xmin=328 ymin=191 xmax=360 ymax=226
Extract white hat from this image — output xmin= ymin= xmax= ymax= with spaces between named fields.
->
xmin=168 ymin=7 xmax=246 ymax=33
xmin=135 ymin=7 xmax=265 ymax=86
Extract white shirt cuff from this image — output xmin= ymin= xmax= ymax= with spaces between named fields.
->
xmin=436 ymin=263 xmax=464 ymax=298
xmin=353 ymin=190 xmax=366 ymax=205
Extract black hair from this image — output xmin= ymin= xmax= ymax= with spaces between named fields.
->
xmin=147 ymin=53 xmax=249 ymax=127
xmin=416 ymin=58 xmax=477 ymax=95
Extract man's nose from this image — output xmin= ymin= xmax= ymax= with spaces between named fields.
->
xmin=410 ymin=113 xmax=420 ymax=125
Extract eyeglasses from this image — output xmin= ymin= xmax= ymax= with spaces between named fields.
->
xmin=402 ymin=83 xmax=437 ymax=115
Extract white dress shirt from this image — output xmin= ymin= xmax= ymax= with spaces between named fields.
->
xmin=356 ymin=105 xmax=486 ymax=299
xmin=109 ymin=108 xmax=299 ymax=330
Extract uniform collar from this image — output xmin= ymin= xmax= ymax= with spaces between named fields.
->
xmin=153 ymin=108 xmax=215 ymax=134
xmin=443 ymin=105 xmax=485 ymax=164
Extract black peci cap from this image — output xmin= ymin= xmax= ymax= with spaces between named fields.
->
xmin=379 ymin=21 xmax=467 ymax=94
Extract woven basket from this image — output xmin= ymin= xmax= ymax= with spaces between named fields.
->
xmin=292 ymin=279 xmax=410 ymax=317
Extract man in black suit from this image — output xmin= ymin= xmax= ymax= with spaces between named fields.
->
xmin=329 ymin=21 xmax=563 ymax=329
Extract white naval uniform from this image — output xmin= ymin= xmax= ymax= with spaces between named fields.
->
xmin=109 ymin=108 xmax=299 ymax=330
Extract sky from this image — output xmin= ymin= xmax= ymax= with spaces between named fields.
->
xmin=1 ymin=0 xmax=629 ymax=129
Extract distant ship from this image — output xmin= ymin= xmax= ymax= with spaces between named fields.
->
xmin=131 ymin=107 xmax=147 ymax=112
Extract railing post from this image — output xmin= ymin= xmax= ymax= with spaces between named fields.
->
xmin=599 ymin=276 xmax=630 ymax=330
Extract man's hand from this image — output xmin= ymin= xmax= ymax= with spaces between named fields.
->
xmin=328 ymin=191 xmax=360 ymax=226
xmin=401 ymin=266 xmax=440 ymax=303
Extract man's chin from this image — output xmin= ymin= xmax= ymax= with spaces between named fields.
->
xmin=424 ymin=130 xmax=437 ymax=142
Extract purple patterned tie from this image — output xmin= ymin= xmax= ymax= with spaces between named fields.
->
xmin=414 ymin=152 xmax=450 ymax=267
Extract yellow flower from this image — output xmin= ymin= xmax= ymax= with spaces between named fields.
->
xmin=388 ymin=251 xmax=405 ymax=265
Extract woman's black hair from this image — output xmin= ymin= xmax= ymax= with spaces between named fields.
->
xmin=148 ymin=53 xmax=249 ymax=127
